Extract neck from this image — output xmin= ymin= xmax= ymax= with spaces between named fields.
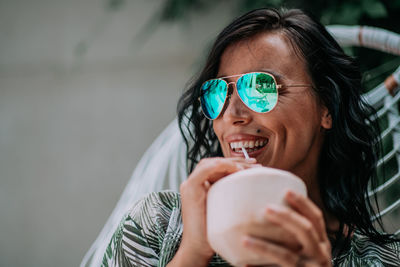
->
xmin=290 ymin=149 xmax=341 ymax=235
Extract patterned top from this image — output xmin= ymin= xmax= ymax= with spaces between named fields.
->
xmin=102 ymin=191 xmax=400 ymax=267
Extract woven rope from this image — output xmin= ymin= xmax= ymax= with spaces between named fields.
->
xmin=328 ymin=26 xmax=400 ymax=234
xmin=327 ymin=25 xmax=400 ymax=56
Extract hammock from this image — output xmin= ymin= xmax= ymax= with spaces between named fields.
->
xmin=327 ymin=25 xmax=400 ymax=236
xmin=81 ymin=25 xmax=400 ymax=267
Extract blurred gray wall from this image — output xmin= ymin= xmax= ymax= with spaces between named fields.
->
xmin=0 ymin=1 xmax=232 ymax=266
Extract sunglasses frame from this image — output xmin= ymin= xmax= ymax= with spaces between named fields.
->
xmin=199 ymin=71 xmax=312 ymax=120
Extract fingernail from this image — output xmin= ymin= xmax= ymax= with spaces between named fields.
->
xmin=242 ymin=236 xmax=254 ymax=246
xmin=203 ymin=180 xmax=211 ymax=189
xmin=266 ymin=206 xmax=279 ymax=214
xmin=245 ymin=158 xmax=256 ymax=163
xmin=286 ymin=190 xmax=296 ymax=199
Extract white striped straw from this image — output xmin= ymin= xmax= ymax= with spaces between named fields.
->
xmin=241 ymin=147 xmax=249 ymax=159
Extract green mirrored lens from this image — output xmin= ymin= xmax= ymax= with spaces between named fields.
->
xmin=200 ymin=79 xmax=228 ymax=119
xmin=237 ymin=73 xmax=278 ymax=113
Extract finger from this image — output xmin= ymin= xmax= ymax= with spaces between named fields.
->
xmin=265 ymin=205 xmax=324 ymax=260
xmin=224 ymin=158 xmax=261 ymax=169
xmin=242 ymin=235 xmax=299 ymax=266
xmin=226 ymin=157 xmax=257 ymax=163
xmin=318 ymin=241 xmax=332 ymax=263
xmin=245 ymin=218 xmax=302 ymax=251
xmin=181 ymin=158 xmax=260 ymax=199
xmin=285 ymin=191 xmax=328 ymax=242
xmin=192 ymin=158 xmax=242 ymax=183
xmin=190 ymin=158 xmax=259 ymax=184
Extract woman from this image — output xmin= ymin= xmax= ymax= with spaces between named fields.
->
xmin=102 ymin=8 xmax=400 ymax=267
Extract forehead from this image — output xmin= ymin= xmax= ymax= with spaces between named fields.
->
xmin=217 ymin=32 xmax=309 ymax=82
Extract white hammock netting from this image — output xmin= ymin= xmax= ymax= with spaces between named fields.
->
xmin=81 ymin=25 xmax=400 ymax=267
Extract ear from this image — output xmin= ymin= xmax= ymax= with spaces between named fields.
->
xmin=320 ymin=106 xmax=332 ymax=130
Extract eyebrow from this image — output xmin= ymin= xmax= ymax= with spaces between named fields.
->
xmin=217 ymin=69 xmax=284 ymax=80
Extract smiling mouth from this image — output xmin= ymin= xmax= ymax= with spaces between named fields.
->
xmin=229 ymin=139 xmax=268 ymax=153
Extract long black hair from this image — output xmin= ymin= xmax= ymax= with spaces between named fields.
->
xmin=177 ymin=7 xmax=396 ymax=255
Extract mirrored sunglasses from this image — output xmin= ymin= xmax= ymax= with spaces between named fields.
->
xmin=199 ymin=72 xmax=311 ymax=120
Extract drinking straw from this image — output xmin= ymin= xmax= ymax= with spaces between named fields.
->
xmin=241 ymin=147 xmax=249 ymax=159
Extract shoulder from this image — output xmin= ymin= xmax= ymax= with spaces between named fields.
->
xmin=102 ymin=190 xmax=182 ymax=267
xmin=334 ymin=232 xmax=400 ymax=267
xmin=123 ymin=190 xmax=182 ymax=247
xmin=127 ymin=190 xmax=182 ymax=221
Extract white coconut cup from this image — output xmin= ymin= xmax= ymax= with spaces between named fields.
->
xmin=206 ymin=167 xmax=307 ymax=267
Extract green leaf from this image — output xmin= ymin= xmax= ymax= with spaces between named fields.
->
xmin=238 ymin=0 xmax=283 ymax=13
xmin=388 ymin=0 xmax=400 ymax=8
xmin=320 ymin=8 xmax=336 ymax=25
xmin=328 ymin=3 xmax=363 ymax=25
xmin=362 ymin=0 xmax=387 ymax=18
xmin=342 ymin=46 xmax=355 ymax=57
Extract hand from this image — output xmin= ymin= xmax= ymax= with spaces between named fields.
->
xmin=243 ymin=191 xmax=332 ymax=267
xmin=175 ymin=157 xmax=260 ymax=266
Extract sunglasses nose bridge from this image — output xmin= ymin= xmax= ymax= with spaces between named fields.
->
xmin=226 ymin=81 xmax=236 ymax=98
xmin=224 ymin=81 xmax=246 ymax=110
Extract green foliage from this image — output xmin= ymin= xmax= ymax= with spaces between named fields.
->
xmin=363 ymin=0 xmax=387 ymax=18
xmin=158 ymin=0 xmax=209 ymax=22
xmin=105 ymin=0 xmax=399 ymax=41
xmin=237 ymin=0 xmax=284 ymax=12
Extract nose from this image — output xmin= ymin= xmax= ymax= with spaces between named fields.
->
xmin=220 ymin=82 xmax=252 ymax=125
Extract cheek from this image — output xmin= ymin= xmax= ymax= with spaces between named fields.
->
xmin=281 ymin=95 xmax=322 ymax=131
xmin=212 ymin=120 xmax=225 ymax=150
xmin=266 ymin=101 xmax=320 ymax=133
xmin=212 ymin=121 xmax=221 ymax=140
xmin=262 ymin=103 xmax=321 ymax=156
xmin=283 ymin=108 xmax=321 ymax=142
xmin=282 ymin=111 xmax=322 ymax=158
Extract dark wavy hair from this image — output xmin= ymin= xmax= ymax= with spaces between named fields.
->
xmin=177 ymin=8 xmax=396 ymax=256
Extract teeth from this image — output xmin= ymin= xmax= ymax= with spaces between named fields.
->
xmin=249 ymin=141 xmax=254 ymax=148
xmin=229 ymin=139 xmax=268 ymax=152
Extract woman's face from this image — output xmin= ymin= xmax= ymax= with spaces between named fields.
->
xmin=213 ymin=32 xmax=331 ymax=181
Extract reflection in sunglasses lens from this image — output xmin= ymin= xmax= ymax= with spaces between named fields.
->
xmin=200 ymin=73 xmax=279 ymax=119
